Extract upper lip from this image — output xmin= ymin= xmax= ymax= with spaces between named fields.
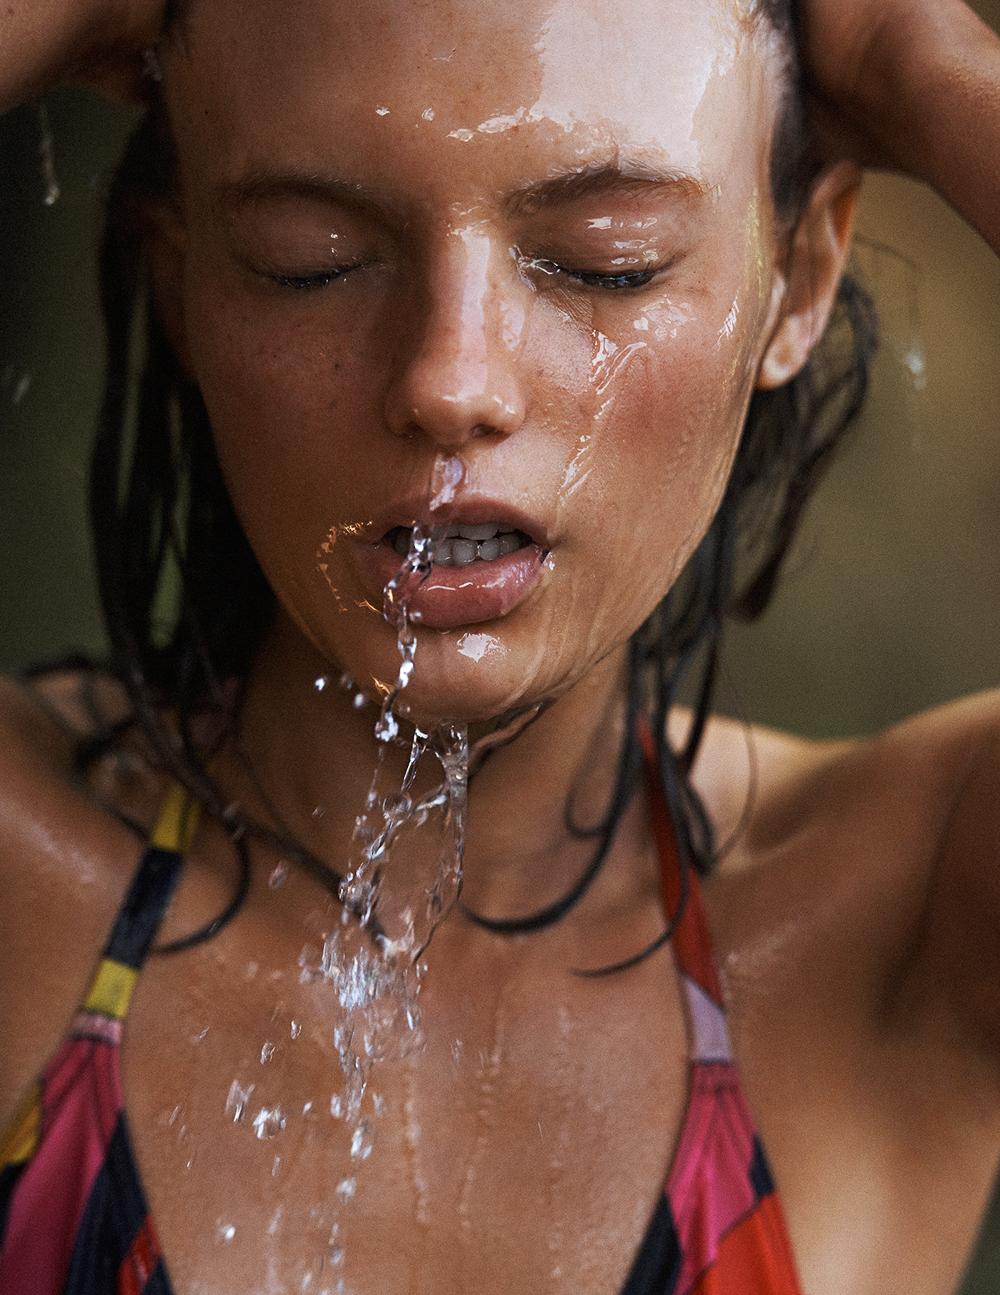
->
xmin=367 ymin=494 xmax=551 ymax=548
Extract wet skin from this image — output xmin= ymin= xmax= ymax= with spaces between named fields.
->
xmin=2 ymin=0 xmax=1000 ymax=1293
xmin=160 ymin=0 xmax=805 ymax=730
xmin=148 ymin=0 xmax=862 ymax=940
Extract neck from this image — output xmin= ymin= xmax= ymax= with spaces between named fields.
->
xmin=219 ymin=614 xmax=646 ymax=920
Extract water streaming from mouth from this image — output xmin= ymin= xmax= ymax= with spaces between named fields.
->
xmin=272 ymin=521 xmax=469 ymax=1283
xmin=235 ymin=514 xmax=544 ymax=1282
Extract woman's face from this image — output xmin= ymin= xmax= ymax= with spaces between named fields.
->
xmin=163 ymin=0 xmax=787 ymax=723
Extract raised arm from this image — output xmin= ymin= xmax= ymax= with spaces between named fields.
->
xmin=800 ymin=0 xmax=1000 ymax=255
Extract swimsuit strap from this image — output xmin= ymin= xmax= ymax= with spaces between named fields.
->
xmin=77 ymin=784 xmax=197 ymax=1026
xmin=639 ymin=718 xmax=733 ymax=1064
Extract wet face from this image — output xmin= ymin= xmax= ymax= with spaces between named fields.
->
xmin=161 ymin=0 xmax=788 ymax=723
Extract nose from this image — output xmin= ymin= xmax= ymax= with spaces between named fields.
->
xmin=384 ymin=229 xmax=527 ymax=449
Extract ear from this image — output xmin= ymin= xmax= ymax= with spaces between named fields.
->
xmin=757 ymin=161 xmax=862 ymax=391
xmin=144 ymin=201 xmax=193 ymax=376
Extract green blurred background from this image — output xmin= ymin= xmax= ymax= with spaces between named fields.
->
xmin=1 ymin=12 xmax=999 ymax=1288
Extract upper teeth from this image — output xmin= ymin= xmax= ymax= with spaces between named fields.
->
xmin=442 ymin=523 xmax=504 ymax=541
xmin=390 ymin=522 xmax=525 ymax=565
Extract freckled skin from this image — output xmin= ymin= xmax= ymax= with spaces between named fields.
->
xmin=5 ymin=2 xmax=1000 ymax=1294
xmin=164 ymin=0 xmax=783 ymax=724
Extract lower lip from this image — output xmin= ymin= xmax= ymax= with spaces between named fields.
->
xmin=358 ymin=540 xmax=546 ymax=631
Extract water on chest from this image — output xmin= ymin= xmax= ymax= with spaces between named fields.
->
xmin=123 ymin=947 xmax=688 ymax=1295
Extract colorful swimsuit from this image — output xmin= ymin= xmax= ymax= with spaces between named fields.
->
xmin=0 ymin=768 xmax=803 ymax=1294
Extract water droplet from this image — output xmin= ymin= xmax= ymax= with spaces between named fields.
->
xmin=12 ymin=373 xmax=32 ymax=406
xmin=314 ymin=675 xmax=329 ymax=692
xmin=269 ymin=862 xmax=289 ymax=889
xmin=260 ymin=1040 xmax=276 ymax=1065
xmin=428 ymin=454 xmax=465 ymax=511
xmin=350 ymin=1119 xmax=374 ymax=1161
xmin=216 ymin=1221 xmax=236 ymax=1244
xmin=290 ymin=1019 xmax=302 ymax=1040
xmin=189 ymin=1026 xmax=210 ymax=1044
xmin=252 ymin=1105 xmax=287 ymax=1140
xmin=37 ymin=102 xmax=60 ymax=206
xmin=335 ymin=1177 xmax=357 ymax=1200
xmin=225 ymin=1080 xmax=254 ymax=1123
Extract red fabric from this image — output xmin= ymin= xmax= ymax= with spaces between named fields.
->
xmin=0 ymin=1039 xmax=121 ymax=1295
xmin=119 ymin=1217 xmax=163 ymax=1295
xmin=689 ymin=1194 xmax=802 ymax=1295
xmin=639 ymin=718 xmax=723 ymax=1002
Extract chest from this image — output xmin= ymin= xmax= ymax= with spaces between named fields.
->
xmin=120 ymin=938 xmax=689 ymax=1295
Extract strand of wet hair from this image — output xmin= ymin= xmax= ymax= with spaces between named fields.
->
xmin=460 ymin=637 xmax=644 ymax=934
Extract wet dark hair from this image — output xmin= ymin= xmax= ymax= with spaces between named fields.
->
xmin=76 ymin=0 xmax=878 ymax=965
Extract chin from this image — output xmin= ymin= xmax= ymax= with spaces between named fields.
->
xmin=326 ymin=614 xmax=573 ymax=730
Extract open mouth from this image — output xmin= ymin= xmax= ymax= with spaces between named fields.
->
xmin=355 ymin=496 xmax=550 ymax=630
xmin=384 ymin=523 xmax=533 ymax=567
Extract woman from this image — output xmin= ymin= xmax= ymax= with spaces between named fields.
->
xmin=0 ymin=1 xmax=998 ymax=1292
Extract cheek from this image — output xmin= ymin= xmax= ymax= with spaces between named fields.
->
xmin=183 ymin=268 xmax=395 ymax=542
xmin=578 ymin=300 xmax=760 ymax=609
xmin=178 ymin=243 xmax=766 ymax=704
xmin=187 ymin=280 xmax=377 ymax=461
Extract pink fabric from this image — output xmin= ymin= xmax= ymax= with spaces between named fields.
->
xmin=667 ymin=1062 xmax=758 ymax=1295
xmin=682 ymin=977 xmax=732 ymax=1064
xmin=0 ymin=1038 xmax=122 ymax=1295
xmin=70 ymin=1012 xmax=125 ymax=1046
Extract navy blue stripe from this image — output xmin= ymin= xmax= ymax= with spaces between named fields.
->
xmin=103 ymin=847 xmax=184 ymax=969
xmin=0 ymin=1160 xmax=27 ymax=1251
xmin=621 ymin=1193 xmax=683 ymax=1294
xmin=62 ymin=1115 xmax=174 ymax=1294
xmin=749 ymin=1136 xmax=776 ymax=1201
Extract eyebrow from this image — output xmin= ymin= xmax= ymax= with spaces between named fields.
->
xmin=217 ymin=169 xmax=400 ymax=221
xmin=503 ymin=160 xmax=711 ymax=217
xmin=218 ymin=157 xmax=710 ymax=221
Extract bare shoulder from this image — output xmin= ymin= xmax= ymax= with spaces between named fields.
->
xmin=0 ymin=671 xmax=156 ymax=1125
xmin=696 ymin=690 xmax=1000 ymax=1075
xmin=694 ymin=690 xmax=1000 ymax=861
xmin=881 ymin=688 xmax=1000 ymax=1071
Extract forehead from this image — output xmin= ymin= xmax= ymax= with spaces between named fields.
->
xmin=166 ymin=0 xmax=779 ymax=203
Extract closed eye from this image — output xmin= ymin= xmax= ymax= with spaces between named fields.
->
xmin=268 ymin=261 xmax=370 ymax=290
xmin=524 ymin=257 xmax=663 ymax=292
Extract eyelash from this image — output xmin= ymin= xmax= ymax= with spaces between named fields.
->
xmin=269 ymin=264 xmax=365 ymax=291
xmin=267 ymin=259 xmax=662 ymax=294
xmin=527 ymin=259 xmax=660 ymax=293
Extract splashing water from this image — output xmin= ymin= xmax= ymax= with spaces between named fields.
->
xmin=295 ymin=521 xmax=469 ymax=1254
xmin=225 ymin=1080 xmax=255 ymax=1124
xmin=226 ymin=520 xmax=472 ymax=1277
xmin=252 ymin=1106 xmax=288 ymax=1140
